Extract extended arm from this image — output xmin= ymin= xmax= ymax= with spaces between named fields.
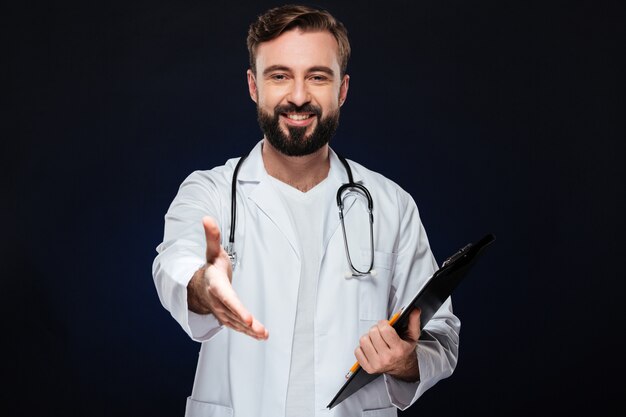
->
xmin=152 ymin=170 xmax=267 ymax=341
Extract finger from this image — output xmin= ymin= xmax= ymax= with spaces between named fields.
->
xmin=212 ymin=297 xmax=268 ymax=339
xmin=215 ymin=306 xmax=268 ymax=340
xmin=220 ymin=316 xmax=253 ymax=333
xmin=369 ymin=323 xmax=390 ymax=353
xmin=203 ymin=216 xmax=222 ymax=263
xmin=359 ymin=333 xmax=378 ymax=364
xmin=227 ymin=317 xmax=267 ymax=340
xmin=222 ymin=291 xmax=254 ymax=327
xmin=209 ymin=278 xmax=253 ymax=327
xmin=220 ymin=307 xmax=268 ymax=339
xmin=214 ymin=305 xmax=255 ymax=329
xmin=405 ymin=308 xmax=422 ymax=343
xmin=354 ymin=346 xmax=371 ymax=373
xmin=250 ymin=317 xmax=269 ymax=340
xmin=377 ymin=320 xmax=403 ymax=347
xmin=221 ymin=318 xmax=266 ymax=339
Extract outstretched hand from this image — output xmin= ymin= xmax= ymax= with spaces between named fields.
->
xmin=187 ymin=216 xmax=268 ymax=340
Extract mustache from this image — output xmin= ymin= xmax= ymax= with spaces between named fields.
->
xmin=274 ymin=103 xmax=322 ymax=118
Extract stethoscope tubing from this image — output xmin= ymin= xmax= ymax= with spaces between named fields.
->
xmin=228 ymin=152 xmax=374 ymax=276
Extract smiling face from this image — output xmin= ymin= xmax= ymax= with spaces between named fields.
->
xmin=247 ymin=29 xmax=349 ymax=156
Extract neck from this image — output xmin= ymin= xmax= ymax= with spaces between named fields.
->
xmin=262 ymin=139 xmax=330 ymax=192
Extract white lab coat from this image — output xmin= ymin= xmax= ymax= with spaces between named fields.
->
xmin=152 ymin=140 xmax=460 ymax=417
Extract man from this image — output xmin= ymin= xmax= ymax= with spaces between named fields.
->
xmin=153 ymin=5 xmax=460 ymax=417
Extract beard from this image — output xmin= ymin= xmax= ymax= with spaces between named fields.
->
xmin=257 ymin=103 xmax=340 ymax=157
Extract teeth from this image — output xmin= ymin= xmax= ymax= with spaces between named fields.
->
xmin=287 ymin=114 xmax=311 ymax=121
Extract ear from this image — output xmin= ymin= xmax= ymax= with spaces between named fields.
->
xmin=339 ymin=74 xmax=350 ymax=107
xmin=247 ymin=69 xmax=258 ymax=103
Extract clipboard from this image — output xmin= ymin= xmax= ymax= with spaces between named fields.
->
xmin=327 ymin=233 xmax=496 ymax=409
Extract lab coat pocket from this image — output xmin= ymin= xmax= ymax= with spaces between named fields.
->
xmin=362 ymin=406 xmax=397 ymax=416
xmin=358 ymin=249 xmax=397 ymax=323
xmin=185 ymin=397 xmax=233 ymax=417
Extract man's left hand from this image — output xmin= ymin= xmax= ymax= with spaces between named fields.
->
xmin=354 ymin=308 xmax=421 ymax=382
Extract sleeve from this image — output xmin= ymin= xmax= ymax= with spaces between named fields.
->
xmin=151 ymin=170 xmax=226 ymax=342
xmin=383 ymin=191 xmax=461 ymax=410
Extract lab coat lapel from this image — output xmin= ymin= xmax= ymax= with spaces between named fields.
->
xmin=249 ymin=180 xmax=301 ymax=259
xmin=238 ymin=141 xmax=300 ymax=259
xmin=237 ymin=142 xmax=362 ymax=261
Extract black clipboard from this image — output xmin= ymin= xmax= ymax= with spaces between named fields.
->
xmin=327 ymin=233 xmax=496 ymax=409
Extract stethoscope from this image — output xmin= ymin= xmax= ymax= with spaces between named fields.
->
xmin=226 ymin=153 xmax=375 ymax=277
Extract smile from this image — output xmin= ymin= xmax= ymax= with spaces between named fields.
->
xmin=281 ymin=112 xmax=317 ymax=126
xmin=284 ymin=113 xmax=314 ymax=121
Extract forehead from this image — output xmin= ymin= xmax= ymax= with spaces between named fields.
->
xmin=255 ymin=29 xmax=340 ymax=72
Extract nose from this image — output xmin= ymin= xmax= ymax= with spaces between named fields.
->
xmin=286 ymin=79 xmax=311 ymax=107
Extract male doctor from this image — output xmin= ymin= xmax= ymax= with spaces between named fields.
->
xmin=153 ymin=4 xmax=460 ymax=417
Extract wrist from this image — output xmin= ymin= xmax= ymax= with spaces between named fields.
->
xmin=388 ymin=350 xmax=420 ymax=382
xmin=187 ymin=266 xmax=210 ymax=314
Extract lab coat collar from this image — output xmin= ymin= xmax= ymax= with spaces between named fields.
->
xmin=235 ymin=140 xmax=266 ymax=182
xmin=237 ymin=139 xmax=362 ymax=184
xmin=235 ymin=139 xmax=363 ymax=184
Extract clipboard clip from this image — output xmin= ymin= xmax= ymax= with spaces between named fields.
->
xmin=441 ymin=243 xmax=472 ymax=267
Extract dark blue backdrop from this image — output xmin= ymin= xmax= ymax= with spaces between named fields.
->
xmin=4 ymin=1 xmax=624 ymax=416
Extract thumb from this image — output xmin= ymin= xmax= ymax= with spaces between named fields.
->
xmin=405 ymin=308 xmax=422 ymax=343
xmin=202 ymin=216 xmax=222 ymax=263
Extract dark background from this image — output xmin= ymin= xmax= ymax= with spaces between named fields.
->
xmin=4 ymin=0 xmax=624 ymax=416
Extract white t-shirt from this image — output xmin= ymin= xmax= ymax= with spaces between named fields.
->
xmin=269 ymin=176 xmax=330 ymax=417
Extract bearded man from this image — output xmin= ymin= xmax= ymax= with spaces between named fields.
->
xmin=153 ymin=5 xmax=460 ymax=417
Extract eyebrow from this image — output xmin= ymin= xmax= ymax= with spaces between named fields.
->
xmin=262 ymin=65 xmax=336 ymax=77
xmin=308 ymin=66 xmax=335 ymax=76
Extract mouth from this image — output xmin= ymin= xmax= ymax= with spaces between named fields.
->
xmin=281 ymin=112 xmax=317 ymax=127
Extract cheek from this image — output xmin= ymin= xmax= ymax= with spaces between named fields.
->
xmin=321 ymin=88 xmax=342 ymax=107
xmin=320 ymin=97 xmax=340 ymax=115
xmin=257 ymin=90 xmax=284 ymax=110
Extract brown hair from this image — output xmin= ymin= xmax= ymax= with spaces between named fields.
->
xmin=247 ymin=4 xmax=351 ymax=76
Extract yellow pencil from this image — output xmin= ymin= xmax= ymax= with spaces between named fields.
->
xmin=344 ymin=308 xmax=404 ymax=379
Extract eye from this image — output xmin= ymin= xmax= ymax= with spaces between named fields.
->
xmin=310 ymin=74 xmax=329 ymax=82
xmin=270 ymin=73 xmax=288 ymax=81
